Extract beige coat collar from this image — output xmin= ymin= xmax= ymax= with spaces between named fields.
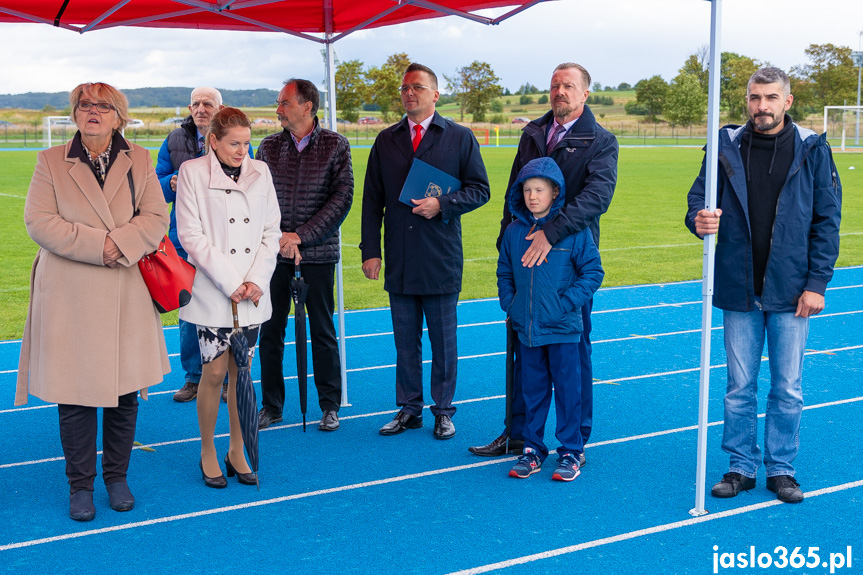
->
xmin=63 ymin=137 xmax=133 ymax=231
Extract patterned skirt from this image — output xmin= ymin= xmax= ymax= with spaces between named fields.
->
xmin=196 ymin=325 xmax=260 ymax=365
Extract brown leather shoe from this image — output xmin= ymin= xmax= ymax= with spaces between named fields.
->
xmin=468 ymin=433 xmax=524 ymax=457
xmin=172 ymin=381 xmax=198 ymax=403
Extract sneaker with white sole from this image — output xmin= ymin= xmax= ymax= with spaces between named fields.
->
xmin=509 ymin=448 xmax=542 ymax=478
xmin=551 ymin=453 xmax=581 ymax=482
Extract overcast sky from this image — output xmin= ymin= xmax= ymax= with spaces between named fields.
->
xmin=1 ymin=0 xmax=861 ymax=97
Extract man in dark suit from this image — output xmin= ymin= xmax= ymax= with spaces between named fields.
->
xmin=468 ymin=63 xmax=618 ymax=461
xmin=361 ymin=63 xmax=490 ymax=440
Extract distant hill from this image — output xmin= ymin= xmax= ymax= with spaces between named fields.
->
xmin=0 ymin=87 xmax=280 ymax=110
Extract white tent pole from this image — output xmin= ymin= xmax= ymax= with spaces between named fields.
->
xmin=324 ymin=35 xmax=350 ymax=407
xmin=691 ymin=0 xmax=722 ymax=518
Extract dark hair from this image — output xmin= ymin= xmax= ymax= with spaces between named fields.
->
xmin=748 ymin=67 xmax=791 ymax=98
xmin=285 ymin=78 xmax=320 ymax=115
xmin=553 ymin=63 xmax=591 ymax=91
xmin=404 ymin=63 xmax=438 ymax=90
xmin=209 ymin=107 xmax=251 ymax=142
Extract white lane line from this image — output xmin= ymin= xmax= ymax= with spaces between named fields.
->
xmin=0 ymin=457 xmax=512 ymax=552
xmin=1 ymin=284 xmax=862 ymax=359
xmin=2 ymin=402 xmax=861 ymax=553
xmin=3 ymin=395 xmax=861 ymax=473
xmin=595 ymin=344 xmax=863 ymax=385
xmin=442 ymin=479 xmax=863 ymax=575
xmin=602 ymin=243 xmax=694 ymax=252
xmin=5 ymin=332 xmax=863 ymax=410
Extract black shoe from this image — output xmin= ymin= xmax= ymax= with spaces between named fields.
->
xmin=711 ymin=472 xmax=756 ymax=498
xmin=221 ymin=381 xmax=228 ymax=403
xmin=106 ymin=481 xmax=135 ymax=512
xmin=318 ymin=410 xmax=340 ymax=431
xmin=579 ymin=452 xmax=587 ymax=467
xmin=767 ymin=475 xmax=804 ymax=503
xmin=225 ymin=454 xmax=257 ymax=486
xmin=468 ymin=434 xmax=525 ymax=457
xmin=173 ymin=381 xmax=198 ymax=402
xmin=200 ymin=460 xmax=227 ymax=489
xmin=379 ymin=411 xmax=423 ymax=435
xmin=433 ymin=414 xmax=456 ymax=440
xmin=258 ymin=407 xmax=283 ymax=429
xmin=69 ymin=490 xmax=95 ymax=522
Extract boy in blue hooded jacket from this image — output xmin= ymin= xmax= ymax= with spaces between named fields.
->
xmin=497 ymin=157 xmax=604 ymax=481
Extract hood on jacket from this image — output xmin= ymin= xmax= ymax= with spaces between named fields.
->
xmin=508 ymin=156 xmax=566 ymax=226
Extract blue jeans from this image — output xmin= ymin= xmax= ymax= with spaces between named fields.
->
xmin=722 ymin=307 xmax=808 ymax=478
xmin=175 ymin=243 xmax=201 ymax=384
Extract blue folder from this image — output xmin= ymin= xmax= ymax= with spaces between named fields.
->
xmin=398 ymin=159 xmax=461 ymax=208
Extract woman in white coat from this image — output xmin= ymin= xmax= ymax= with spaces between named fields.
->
xmin=176 ymin=107 xmax=281 ymax=488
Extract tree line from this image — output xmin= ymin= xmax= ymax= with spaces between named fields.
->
xmin=0 ymin=87 xmax=280 ymax=111
xmin=627 ymin=43 xmax=860 ymax=126
xmin=335 ymin=53 xmax=505 ymax=123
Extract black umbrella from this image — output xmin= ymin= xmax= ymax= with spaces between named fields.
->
xmin=504 ymin=317 xmax=515 ymax=454
xmin=291 ymin=265 xmax=310 ymax=432
xmin=230 ymin=300 xmax=259 ymax=489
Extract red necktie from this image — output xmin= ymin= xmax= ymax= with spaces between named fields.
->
xmin=412 ymin=124 xmax=423 ymax=152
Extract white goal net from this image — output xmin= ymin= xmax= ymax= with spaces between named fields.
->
xmin=42 ymin=116 xmax=76 ymax=148
xmin=822 ymin=106 xmax=863 ymax=149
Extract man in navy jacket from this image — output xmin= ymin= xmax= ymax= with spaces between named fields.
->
xmin=469 ymin=63 xmax=618 ymax=460
xmin=361 ymin=63 xmax=490 ymax=439
xmin=686 ymin=67 xmax=841 ymax=504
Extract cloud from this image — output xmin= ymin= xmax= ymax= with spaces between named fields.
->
xmin=1 ymin=0 xmax=861 ymax=95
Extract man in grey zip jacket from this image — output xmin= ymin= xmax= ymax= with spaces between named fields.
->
xmin=686 ymin=67 xmax=841 ymax=504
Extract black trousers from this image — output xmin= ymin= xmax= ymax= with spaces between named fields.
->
xmin=57 ymin=391 xmax=139 ymax=493
xmin=388 ymin=292 xmax=459 ymax=418
xmin=260 ymin=262 xmax=342 ymax=413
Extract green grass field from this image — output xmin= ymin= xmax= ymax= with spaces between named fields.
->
xmin=1 ymin=145 xmax=861 ymax=340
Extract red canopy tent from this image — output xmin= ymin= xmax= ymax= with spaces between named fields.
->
xmin=1 ymin=0 xmax=727 ymax=517
xmin=0 ymin=0 xmax=552 ymax=409
xmin=0 ymin=1 xmax=542 ymax=37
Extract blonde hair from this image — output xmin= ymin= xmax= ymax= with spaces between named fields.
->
xmin=69 ymin=82 xmax=130 ymax=130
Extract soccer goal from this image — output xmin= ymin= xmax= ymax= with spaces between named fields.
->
xmin=42 ymin=116 xmax=76 ymax=148
xmin=822 ymin=106 xmax=863 ymax=150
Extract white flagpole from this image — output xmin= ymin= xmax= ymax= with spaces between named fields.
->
xmin=324 ymin=35 xmax=351 ymax=407
xmin=691 ymin=0 xmax=723 ymax=517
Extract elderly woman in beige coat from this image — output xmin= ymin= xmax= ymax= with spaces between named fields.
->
xmin=17 ymin=82 xmax=170 ymax=522
xmin=176 ymin=107 xmax=280 ymax=488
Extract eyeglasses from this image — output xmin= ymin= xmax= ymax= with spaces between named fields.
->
xmin=77 ymin=101 xmax=114 ymax=113
xmin=398 ymin=84 xmax=431 ymax=95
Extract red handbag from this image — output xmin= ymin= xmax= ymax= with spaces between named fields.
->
xmin=129 ymin=172 xmax=195 ymax=313
xmin=138 ymin=235 xmax=196 ymax=313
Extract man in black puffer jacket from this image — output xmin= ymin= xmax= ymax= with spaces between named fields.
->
xmin=256 ymin=79 xmax=353 ymax=432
